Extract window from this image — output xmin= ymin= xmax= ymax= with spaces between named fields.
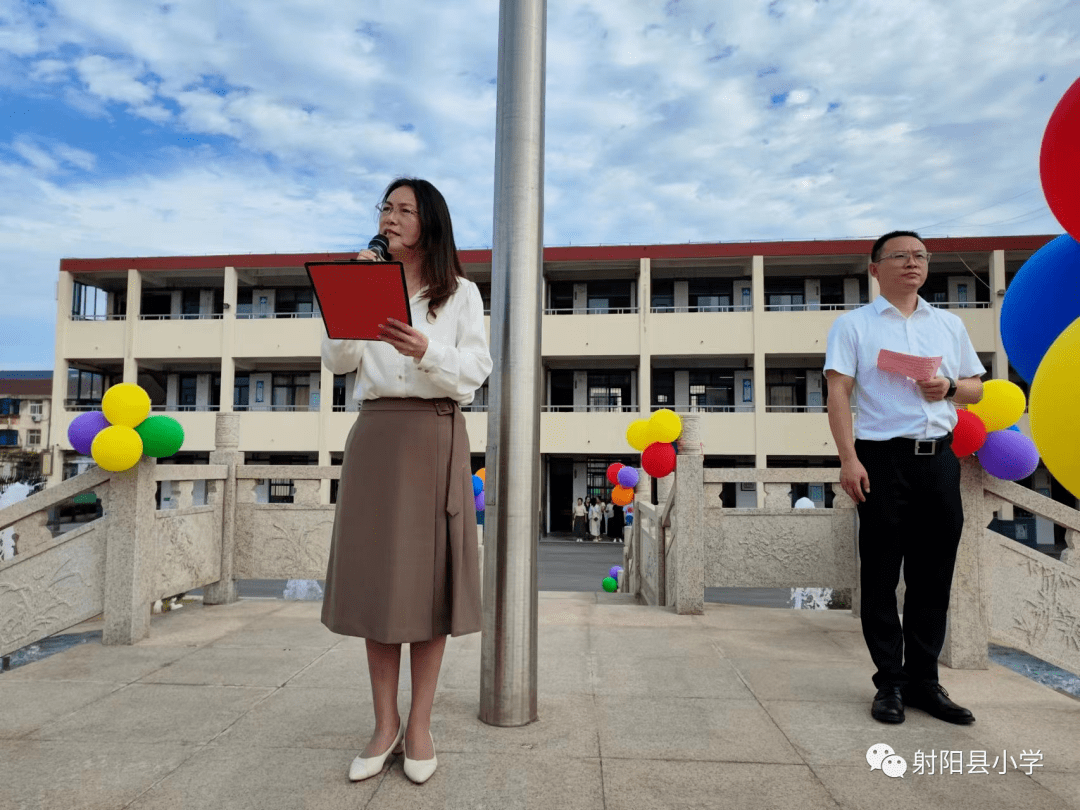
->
xmin=689 ymin=370 xmax=735 ymax=412
xmin=178 ymin=374 xmax=198 ymax=410
xmin=765 ymin=279 xmax=806 ymax=311
xmin=27 ymin=429 xmax=41 ymax=447
xmin=476 ymin=283 xmax=492 ymax=313
xmin=333 ymin=374 xmax=347 ymax=411
xmin=272 ymin=373 xmax=311 ymax=411
xmin=66 ymin=369 xmax=106 ymax=408
xmin=29 ymin=401 xmax=42 ymax=417
xmin=462 ymin=382 xmax=488 ymax=411
xmin=548 ymin=281 xmax=574 ymax=311
xmin=766 ymin=369 xmax=807 ymax=411
xmin=181 ymin=289 xmax=201 ymax=318
xmin=276 ymin=287 xmax=315 ymax=316
xmin=651 ymin=279 xmax=674 ymax=311
xmin=0 ymin=398 xmax=19 ymax=416
xmin=234 ymin=375 xmax=250 ymax=410
xmin=210 ymin=375 xmax=221 ymax=410
xmin=72 ymin=281 xmax=109 ymax=320
xmin=652 ymin=370 xmax=675 ymax=408
xmin=141 ymin=292 xmax=172 ymax=317
xmin=587 ymin=280 xmax=632 ymax=313
xmin=0 ymin=430 xmax=18 ymax=446
xmin=236 ymin=288 xmax=253 ymax=317
xmin=688 ymin=279 xmax=733 ymax=312
xmin=549 ymin=370 xmax=574 ymax=409
xmin=587 ymin=371 xmax=632 ymax=412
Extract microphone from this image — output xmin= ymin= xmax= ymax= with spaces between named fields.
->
xmin=367 ymin=234 xmax=390 ymax=261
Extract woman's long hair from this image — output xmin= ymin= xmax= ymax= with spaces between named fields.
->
xmin=380 ymin=177 xmax=467 ymax=320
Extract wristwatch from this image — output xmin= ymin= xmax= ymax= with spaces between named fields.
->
xmin=945 ymin=376 xmax=957 ymax=399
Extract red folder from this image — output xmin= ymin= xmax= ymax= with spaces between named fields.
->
xmin=305 ymin=260 xmax=412 ymax=340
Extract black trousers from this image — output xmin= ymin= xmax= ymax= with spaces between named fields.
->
xmin=855 ymin=437 xmax=965 ymax=689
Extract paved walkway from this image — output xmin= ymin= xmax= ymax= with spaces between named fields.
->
xmin=2 ymin=593 xmax=1078 ymax=810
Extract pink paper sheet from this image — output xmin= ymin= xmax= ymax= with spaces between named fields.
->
xmin=876 ymin=349 xmax=942 ymax=381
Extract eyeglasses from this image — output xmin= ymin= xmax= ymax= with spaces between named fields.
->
xmin=878 ymin=251 xmax=931 ymax=263
xmin=379 ymin=203 xmax=418 ymax=218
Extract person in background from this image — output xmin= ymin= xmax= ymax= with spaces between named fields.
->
xmin=824 ymin=230 xmax=983 ymax=727
xmin=572 ymin=497 xmax=587 ymax=541
xmin=321 ymin=177 xmax=492 ymax=784
xmin=588 ymin=497 xmax=602 ymax=541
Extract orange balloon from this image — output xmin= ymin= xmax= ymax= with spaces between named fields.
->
xmin=476 ymin=468 xmax=485 ymax=483
xmin=611 ymin=485 xmax=634 ymax=507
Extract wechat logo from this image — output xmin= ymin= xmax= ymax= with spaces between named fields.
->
xmin=867 ymin=744 xmax=907 ymax=778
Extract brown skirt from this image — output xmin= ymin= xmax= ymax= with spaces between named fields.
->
xmin=321 ymin=397 xmax=481 ymax=643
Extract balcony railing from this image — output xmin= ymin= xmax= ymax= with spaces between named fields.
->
xmin=764 ymin=405 xmax=828 ymax=413
xmin=541 ymin=404 xmax=637 ymax=413
xmin=139 ymin=313 xmax=225 ymax=320
xmin=763 ymin=303 xmax=863 ymax=312
xmin=236 ymin=312 xmax=319 ymax=319
xmin=150 ymin=405 xmax=221 ymax=412
xmin=543 ymin=307 xmax=639 ymax=315
xmin=70 ymin=314 xmax=126 ymax=321
xmin=650 ymin=305 xmax=752 ymax=313
xmin=930 ymin=301 xmax=992 ymax=309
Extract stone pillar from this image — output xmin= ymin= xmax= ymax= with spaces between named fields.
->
xmin=203 ymin=413 xmax=241 ymax=605
xmin=673 ymin=414 xmax=704 ymax=615
xmin=103 ymin=456 xmax=156 ymax=645
xmin=123 ymin=269 xmax=142 ymax=383
xmin=751 ymin=254 xmax=766 ymax=508
xmin=940 ymin=459 xmax=992 ymax=669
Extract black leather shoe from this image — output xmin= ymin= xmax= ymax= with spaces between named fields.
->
xmin=871 ymin=686 xmax=905 ymax=724
xmin=903 ymin=682 xmax=975 ymax=725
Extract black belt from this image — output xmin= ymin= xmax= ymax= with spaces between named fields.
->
xmin=857 ymin=433 xmax=953 ymax=456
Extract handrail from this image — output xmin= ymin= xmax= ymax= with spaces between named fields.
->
xmin=981 ymin=476 xmax=1080 ymax=532
xmin=0 ymin=467 xmax=111 ymax=531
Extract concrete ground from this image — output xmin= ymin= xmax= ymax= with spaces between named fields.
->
xmin=2 ymin=594 xmax=1078 ymax=810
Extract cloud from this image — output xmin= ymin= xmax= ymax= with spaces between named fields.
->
xmin=0 ymin=0 xmax=1076 ymax=369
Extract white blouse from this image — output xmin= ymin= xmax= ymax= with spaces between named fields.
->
xmin=321 ymin=278 xmax=492 ymax=406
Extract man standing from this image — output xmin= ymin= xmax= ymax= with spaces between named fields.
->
xmin=825 ymin=231 xmax=984 ymax=725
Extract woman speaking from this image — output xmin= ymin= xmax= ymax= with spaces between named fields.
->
xmin=320 ymin=178 xmax=492 ymax=784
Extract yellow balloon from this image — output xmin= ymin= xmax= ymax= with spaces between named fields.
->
xmin=101 ymin=383 xmax=151 ymax=428
xmin=91 ymin=425 xmax=144 ymax=472
xmin=967 ymin=378 xmax=1026 ymax=433
xmin=648 ymin=408 xmax=683 ymax=444
xmin=1030 ymin=318 xmax=1080 ymax=499
xmin=626 ymin=419 xmax=651 ymax=451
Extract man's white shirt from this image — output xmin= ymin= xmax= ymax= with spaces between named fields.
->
xmin=824 ymin=296 xmax=985 ymax=441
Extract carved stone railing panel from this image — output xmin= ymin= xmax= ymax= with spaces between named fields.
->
xmin=0 ymin=524 xmax=107 ymax=658
xmin=987 ymin=532 xmax=1080 ymax=674
xmin=705 ymin=509 xmax=857 ymax=589
xmin=152 ymin=507 xmax=223 ymax=599
xmin=234 ymin=504 xmax=336 ymax=579
xmin=636 ymin=501 xmax=661 ymax=607
xmin=293 ymin=480 xmax=321 ymax=506
xmin=10 ymin=511 xmax=52 ymax=558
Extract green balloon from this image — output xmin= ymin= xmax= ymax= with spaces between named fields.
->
xmin=135 ymin=415 xmax=185 ymax=457
xmin=602 ymin=576 xmax=618 ymax=593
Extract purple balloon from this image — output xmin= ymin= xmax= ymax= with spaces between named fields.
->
xmin=608 ymin=565 xmax=624 ymax=579
xmin=617 ymin=466 xmax=640 ymax=489
xmin=978 ymin=429 xmax=1040 ymax=481
xmin=474 ymin=491 xmax=485 ymax=512
xmin=68 ymin=411 xmax=110 ymax=456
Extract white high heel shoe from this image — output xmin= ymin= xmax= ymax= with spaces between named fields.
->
xmin=403 ymin=731 xmax=438 ymax=784
xmin=349 ymin=723 xmax=404 ymax=782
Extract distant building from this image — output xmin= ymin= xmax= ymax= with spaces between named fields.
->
xmin=51 ymin=236 xmax=1070 ymax=538
xmin=0 ymin=370 xmax=53 ymax=481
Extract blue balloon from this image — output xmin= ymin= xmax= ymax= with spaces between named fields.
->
xmin=472 ymin=474 xmax=483 ymax=496
xmin=1007 ymin=424 xmax=1021 ymax=432
xmin=1000 ymin=234 xmax=1080 ymax=384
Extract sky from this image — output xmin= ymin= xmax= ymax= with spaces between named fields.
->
xmin=1 ymin=0 xmax=1078 ymax=369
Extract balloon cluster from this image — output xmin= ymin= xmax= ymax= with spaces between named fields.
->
xmin=992 ymin=76 xmax=1080 ymax=496
xmin=605 ymin=462 xmax=638 ymax=508
xmin=602 ymin=564 xmax=624 ymax=593
xmin=472 ymin=468 xmax=486 ymax=512
xmin=952 ymin=380 xmax=1039 ymax=481
xmin=625 ymin=408 xmax=683 ymax=479
xmin=67 ymin=383 xmax=185 ymax=472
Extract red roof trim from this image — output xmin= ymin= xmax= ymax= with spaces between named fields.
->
xmin=59 ymin=235 xmax=1056 ymax=273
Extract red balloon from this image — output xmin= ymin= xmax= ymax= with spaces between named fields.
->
xmin=606 ymin=462 xmax=624 ymax=486
xmin=641 ymin=441 xmax=676 ymax=478
xmin=1041 ymin=76 xmax=1080 ymax=240
xmin=952 ymin=409 xmax=988 ymax=458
